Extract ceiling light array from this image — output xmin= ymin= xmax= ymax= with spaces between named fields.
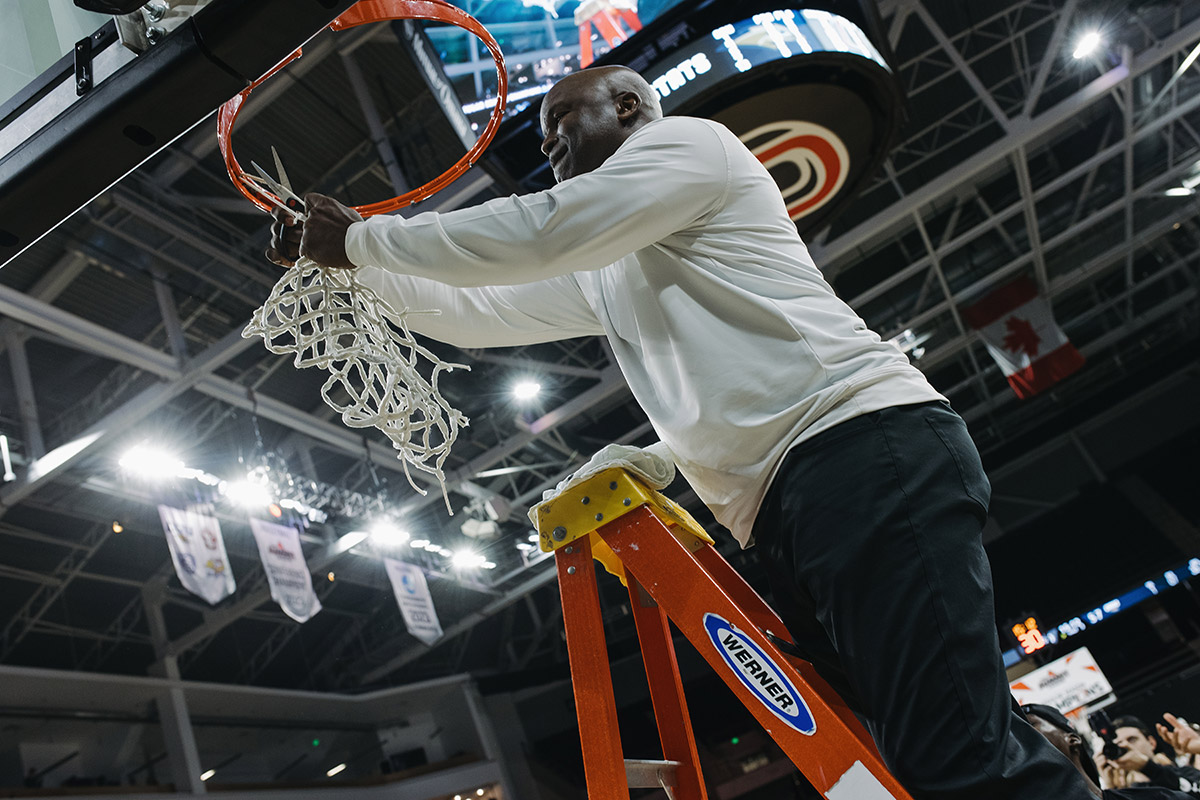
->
xmin=1165 ymin=168 xmax=1200 ymax=197
xmin=512 ymin=379 xmax=542 ymax=400
xmin=1072 ymin=30 xmax=1103 ymax=60
xmin=117 ymin=444 xmax=501 ymax=570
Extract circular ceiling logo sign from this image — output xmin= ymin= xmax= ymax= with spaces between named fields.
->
xmin=740 ymin=120 xmax=850 ymax=221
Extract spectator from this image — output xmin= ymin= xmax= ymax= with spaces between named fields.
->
xmin=1159 ymin=714 xmax=1200 ymax=767
xmin=1098 ymin=716 xmax=1200 ymax=796
xmin=1023 ymin=704 xmax=1191 ymax=799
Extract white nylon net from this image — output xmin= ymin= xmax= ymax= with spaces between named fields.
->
xmin=243 ymin=258 xmax=468 ymax=511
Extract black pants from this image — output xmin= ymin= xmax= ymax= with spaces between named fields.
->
xmin=752 ymin=402 xmax=1094 ymax=799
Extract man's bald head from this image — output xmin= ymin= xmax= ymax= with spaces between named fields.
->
xmin=585 ymin=65 xmax=664 ymax=121
xmin=540 ymin=66 xmax=663 ymax=182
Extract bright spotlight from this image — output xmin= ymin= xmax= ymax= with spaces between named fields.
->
xmin=200 ymin=770 xmax=215 ymax=782
xmin=370 ymin=521 xmax=409 ymax=546
xmin=512 ymin=380 xmax=542 ymax=401
xmin=118 ymin=445 xmax=184 ymax=480
xmin=222 ymin=478 xmax=272 ymax=508
xmin=452 ymin=549 xmax=486 ymax=569
xmin=325 ymin=763 xmax=347 ymax=777
xmin=1165 ymin=187 xmax=1195 ymax=197
xmin=410 ymin=538 xmax=431 ymax=548
xmin=1072 ymin=30 xmax=1102 ymax=59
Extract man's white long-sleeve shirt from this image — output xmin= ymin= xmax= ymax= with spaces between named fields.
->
xmin=347 ymin=116 xmax=944 ymax=546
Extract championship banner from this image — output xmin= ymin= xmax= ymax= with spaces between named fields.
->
xmin=157 ymin=505 xmax=235 ymax=605
xmin=383 ymin=558 xmax=443 ymax=646
xmin=963 ymin=276 xmax=1085 ymax=399
xmin=1009 ymin=647 xmax=1113 ymax=713
xmin=248 ymin=519 xmax=322 ymax=623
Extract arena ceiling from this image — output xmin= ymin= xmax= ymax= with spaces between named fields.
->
xmin=0 ymin=0 xmax=1197 ymax=693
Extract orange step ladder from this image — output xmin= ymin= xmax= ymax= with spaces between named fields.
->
xmin=531 ymin=468 xmax=913 ymax=800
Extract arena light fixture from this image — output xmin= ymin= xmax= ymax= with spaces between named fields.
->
xmin=200 ymin=770 xmax=215 ymax=782
xmin=1072 ymin=30 xmax=1103 ymax=60
xmin=222 ymin=478 xmax=272 ymax=508
xmin=1 ymin=435 xmax=14 ymax=481
xmin=512 ymin=380 xmax=542 ymax=401
xmin=326 ymin=764 xmax=347 ymax=778
xmin=118 ymin=444 xmax=185 ymax=480
xmin=370 ymin=521 xmax=410 ymax=547
xmin=452 ymin=549 xmax=487 ymax=569
xmin=1165 ymin=187 xmax=1195 ymax=197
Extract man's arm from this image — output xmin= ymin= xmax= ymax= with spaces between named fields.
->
xmin=354 ymin=266 xmax=604 ymax=349
xmin=346 ymin=119 xmax=729 ymax=287
xmin=1136 ymin=758 xmax=1200 ymax=795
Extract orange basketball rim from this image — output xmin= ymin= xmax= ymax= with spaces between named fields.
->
xmin=217 ymin=0 xmax=508 ymax=218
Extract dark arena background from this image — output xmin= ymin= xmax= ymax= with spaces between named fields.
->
xmin=0 ymin=0 xmax=1198 ymax=798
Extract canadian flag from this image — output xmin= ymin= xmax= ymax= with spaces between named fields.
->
xmin=962 ymin=277 xmax=1084 ymax=399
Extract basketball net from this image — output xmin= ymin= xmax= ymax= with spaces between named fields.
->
xmin=243 ymin=258 xmax=468 ymax=512
xmin=219 ymin=2 xmax=509 ymax=513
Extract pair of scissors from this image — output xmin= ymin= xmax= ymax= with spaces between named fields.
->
xmin=242 ymin=146 xmax=306 ymax=223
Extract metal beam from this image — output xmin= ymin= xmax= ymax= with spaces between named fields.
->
xmin=918 ymin=196 xmax=1197 ymax=375
xmin=5 ymin=332 xmax=45 ymax=459
xmin=151 ymin=268 xmax=190 ymax=365
xmin=0 ymin=325 xmax=255 ymax=510
xmin=813 ymin=14 xmax=1200 ymax=269
xmin=1023 ymin=0 xmax=1079 ymax=117
xmin=359 ymin=561 xmax=559 ymax=684
xmin=848 ymin=83 xmax=1200 ymax=313
xmin=340 ymin=49 xmax=410 ymax=197
xmin=911 ymin=0 xmax=1011 ymax=131
xmin=1011 ymin=146 xmax=1050 ymax=296
xmin=0 ymin=252 xmax=89 ymax=360
xmin=0 ymin=524 xmax=110 ymax=660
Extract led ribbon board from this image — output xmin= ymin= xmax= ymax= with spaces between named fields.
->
xmin=643 ymin=9 xmax=889 ymax=111
xmin=626 ymin=4 xmax=903 ymax=235
xmin=487 ymin=1 xmax=902 ymax=236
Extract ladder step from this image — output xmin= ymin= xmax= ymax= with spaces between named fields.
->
xmin=624 ymin=759 xmax=679 ymax=788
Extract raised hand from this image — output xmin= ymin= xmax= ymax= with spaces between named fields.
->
xmin=1159 ymin=713 xmax=1200 ymax=756
xmin=266 ymin=203 xmax=303 ymax=268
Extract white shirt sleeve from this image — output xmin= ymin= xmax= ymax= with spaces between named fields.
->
xmin=343 ymin=118 xmax=730 ymax=288
xmin=354 ymin=266 xmax=604 ymax=349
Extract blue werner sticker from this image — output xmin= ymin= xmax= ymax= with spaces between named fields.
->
xmin=703 ymin=613 xmax=816 ymax=735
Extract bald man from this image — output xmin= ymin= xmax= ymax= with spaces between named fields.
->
xmin=269 ymin=66 xmax=1093 ymax=799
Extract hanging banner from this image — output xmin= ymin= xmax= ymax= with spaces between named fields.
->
xmin=963 ymin=276 xmax=1085 ymax=398
xmin=384 ymin=558 xmax=443 ymax=645
xmin=249 ymin=518 xmax=322 ymax=623
xmin=157 ymin=505 xmax=236 ymax=605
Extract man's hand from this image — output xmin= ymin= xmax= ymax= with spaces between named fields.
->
xmin=1111 ymin=747 xmax=1151 ymax=773
xmin=263 ymin=193 xmax=362 ymax=270
xmin=300 ymin=193 xmax=362 ymax=269
xmin=266 ymin=203 xmax=302 ymax=268
xmin=1159 ymin=714 xmax=1200 ymax=756
xmin=1097 ymin=755 xmax=1128 ymax=789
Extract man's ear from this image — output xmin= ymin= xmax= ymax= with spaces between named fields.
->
xmin=615 ymin=91 xmax=641 ymax=123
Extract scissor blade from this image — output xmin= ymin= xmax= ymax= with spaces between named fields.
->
xmin=271 ymin=146 xmax=294 ymax=195
xmin=250 ymin=160 xmax=305 ymax=206
xmin=242 ymin=176 xmax=306 ymax=222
